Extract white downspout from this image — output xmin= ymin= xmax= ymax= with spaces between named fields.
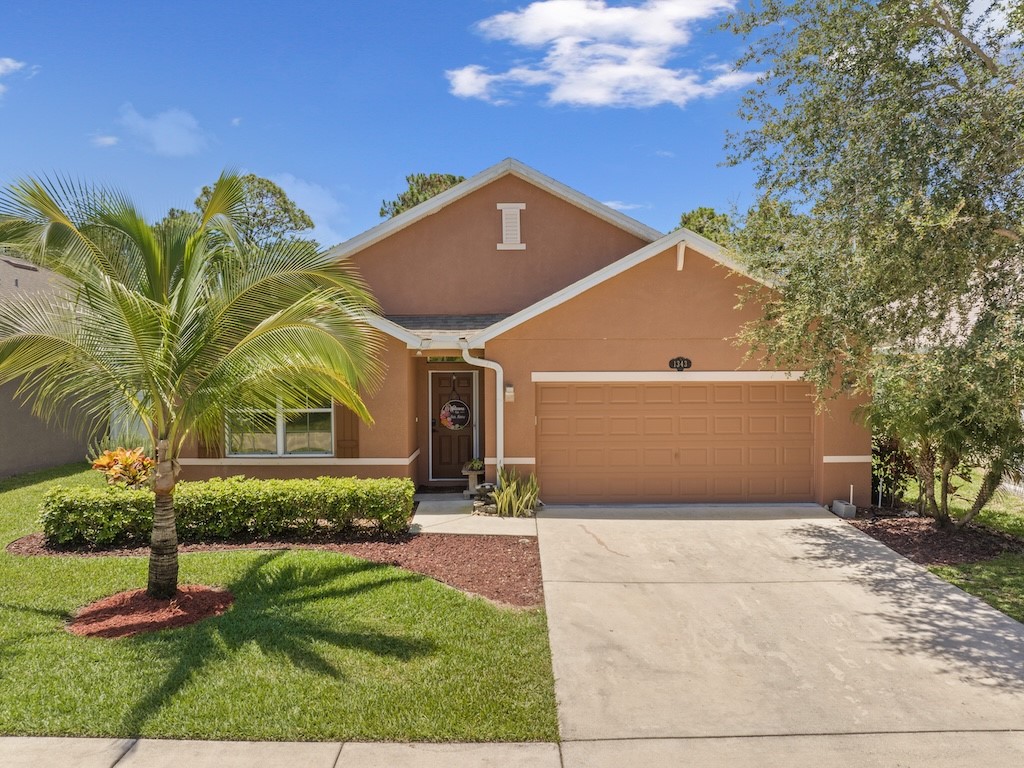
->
xmin=459 ymin=340 xmax=504 ymax=477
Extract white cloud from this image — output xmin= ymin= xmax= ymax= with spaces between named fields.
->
xmin=0 ymin=57 xmax=27 ymax=97
xmin=603 ymin=199 xmax=647 ymax=211
xmin=271 ymin=173 xmax=349 ymax=248
xmin=654 ymin=149 xmax=676 ymax=158
xmin=118 ymin=104 xmax=207 ymax=157
xmin=231 ymin=117 xmax=242 ymax=127
xmin=90 ymin=134 xmax=120 ymax=148
xmin=447 ymin=0 xmax=758 ymax=108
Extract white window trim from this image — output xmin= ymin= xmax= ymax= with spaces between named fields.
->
xmin=226 ymin=399 xmax=335 ymax=458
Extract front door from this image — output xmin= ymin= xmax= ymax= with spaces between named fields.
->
xmin=430 ymin=371 xmax=477 ymax=480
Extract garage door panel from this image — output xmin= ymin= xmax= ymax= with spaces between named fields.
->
xmin=610 ymin=417 xmax=639 ymax=435
xmin=749 ymin=446 xmax=779 ymax=466
xmin=714 ymin=385 xmax=744 ymax=403
xmin=573 ymin=417 xmax=605 ymax=435
xmin=538 ymin=416 xmax=570 ymax=436
xmin=748 ymin=384 xmax=779 ymax=403
xmin=644 ymin=416 xmax=674 ymax=435
xmin=714 ymin=447 xmax=744 ymax=467
xmin=677 ymin=386 xmax=709 ymax=403
xmin=714 ymin=416 xmax=744 ymax=434
xmin=643 ymin=385 xmax=674 ymax=404
xmin=643 ymin=447 xmax=676 ymax=466
xmin=679 ymin=416 xmax=709 ymax=434
xmin=749 ymin=415 xmax=779 ymax=434
xmin=784 ymin=415 xmax=813 ymax=434
xmin=537 ymin=382 xmax=814 ymax=504
xmin=679 ymin=447 xmax=709 ymax=465
xmin=609 ymin=385 xmax=640 ymax=404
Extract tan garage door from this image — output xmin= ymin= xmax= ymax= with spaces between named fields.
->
xmin=536 ymin=381 xmax=815 ymax=504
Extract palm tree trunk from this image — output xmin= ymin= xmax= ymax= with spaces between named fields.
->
xmin=955 ymin=460 xmax=1005 ymax=530
xmin=147 ymin=439 xmax=179 ymax=599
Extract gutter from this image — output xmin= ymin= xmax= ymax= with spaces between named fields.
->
xmin=459 ymin=340 xmax=504 ymax=475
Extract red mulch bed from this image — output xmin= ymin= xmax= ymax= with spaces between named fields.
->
xmin=8 ymin=532 xmax=544 ymax=609
xmin=67 ymin=585 xmax=234 ymax=639
xmin=848 ymin=513 xmax=1024 ymax=566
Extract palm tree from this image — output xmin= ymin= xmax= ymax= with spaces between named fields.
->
xmin=0 ymin=174 xmax=381 ymax=598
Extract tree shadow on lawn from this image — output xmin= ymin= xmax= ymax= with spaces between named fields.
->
xmin=121 ymin=550 xmax=436 ymax=736
xmin=788 ymin=521 xmax=1024 ymax=692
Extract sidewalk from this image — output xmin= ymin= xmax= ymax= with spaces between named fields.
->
xmin=0 ymin=737 xmax=561 ymax=767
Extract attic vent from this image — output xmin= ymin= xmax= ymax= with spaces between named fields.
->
xmin=496 ymin=203 xmax=526 ymax=250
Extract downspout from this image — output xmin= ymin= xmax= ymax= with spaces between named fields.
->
xmin=459 ymin=339 xmax=504 ymax=477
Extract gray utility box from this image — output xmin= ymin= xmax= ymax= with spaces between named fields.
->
xmin=831 ymin=500 xmax=857 ymax=519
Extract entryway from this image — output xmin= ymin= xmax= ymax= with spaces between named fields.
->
xmin=429 ymin=371 xmax=478 ymax=481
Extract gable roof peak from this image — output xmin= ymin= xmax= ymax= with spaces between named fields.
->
xmin=325 ymin=158 xmax=663 ymax=261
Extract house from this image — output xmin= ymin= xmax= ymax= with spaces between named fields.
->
xmin=179 ymin=159 xmax=871 ymax=506
xmin=0 ymin=254 xmax=90 ymax=478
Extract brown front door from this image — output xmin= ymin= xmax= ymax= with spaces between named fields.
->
xmin=430 ymin=371 xmax=476 ymax=480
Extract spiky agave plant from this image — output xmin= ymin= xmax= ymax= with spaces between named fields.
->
xmin=0 ymin=173 xmax=382 ymax=597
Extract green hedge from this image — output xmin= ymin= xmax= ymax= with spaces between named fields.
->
xmin=40 ymin=476 xmax=415 ymax=547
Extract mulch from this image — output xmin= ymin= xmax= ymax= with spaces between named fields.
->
xmin=848 ymin=512 xmax=1024 ymax=566
xmin=8 ymin=531 xmax=544 ymax=610
xmin=67 ymin=585 xmax=234 ymax=639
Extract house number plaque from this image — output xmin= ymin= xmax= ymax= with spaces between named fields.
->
xmin=669 ymin=357 xmax=692 ymax=371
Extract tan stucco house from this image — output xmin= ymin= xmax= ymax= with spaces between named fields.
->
xmin=180 ymin=159 xmax=871 ymax=506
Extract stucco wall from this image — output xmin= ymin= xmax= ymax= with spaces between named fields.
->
xmin=0 ymin=381 xmax=90 ymax=478
xmin=349 ymin=175 xmax=650 ymax=316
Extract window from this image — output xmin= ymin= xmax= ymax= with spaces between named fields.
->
xmin=227 ymin=397 xmax=334 ymax=457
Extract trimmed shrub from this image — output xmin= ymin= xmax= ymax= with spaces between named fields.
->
xmin=41 ymin=486 xmax=155 ymax=547
xmin=40 ymin=476 xmax=415 ymax=547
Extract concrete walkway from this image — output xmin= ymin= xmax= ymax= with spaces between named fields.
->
xmin=538 ymin=504 xmax=1024 ymax=766
xmin=410 ymin=493 xmax=537 ymax=536
xmin=0 ymin=737 xmax=560 ymax=767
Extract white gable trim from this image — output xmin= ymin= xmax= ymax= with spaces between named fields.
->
xmin=468 ymin=228 xmax=775 ymax=346
xmin=324 ymin=158 xmax=662 ymax=260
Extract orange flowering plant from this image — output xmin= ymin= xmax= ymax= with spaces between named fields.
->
xmin=92 ymin=447 xmax=155 ymax=489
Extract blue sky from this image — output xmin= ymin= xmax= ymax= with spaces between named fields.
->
xmin=0 ymin=1 xmax=762 ymax=247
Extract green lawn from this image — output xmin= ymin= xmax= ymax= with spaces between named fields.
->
xmin=925 ymin=471 xmax=1024 ymax=625
xmin=0 ymin=465 xmax=559 ymax=741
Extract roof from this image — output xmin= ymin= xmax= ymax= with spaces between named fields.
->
xmin=347 ymin=160 xmax=774 ymax=351
xmin=0 ymin=252 xmax=55 ymax=300
xmin=325 ymin=158 xmax=664 ymax=261
xmin=386 ymin=314 xmax=511 ymax=339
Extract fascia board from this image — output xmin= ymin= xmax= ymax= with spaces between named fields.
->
xmin=469 ymin=229 xmax=775 ymax=346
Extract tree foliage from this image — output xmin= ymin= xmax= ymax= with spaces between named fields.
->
xmin=379 ymin=173 xmax=465 ymax=219
xmin=0 ymin=173 xmax=381 ymax=595
xmin=677 ymin=206 xmax=735 ymax=243
xmin=188 ymin=174 xmax=314 ymax=245
xmin=727 ymin=0 xmax=1024 ymax=524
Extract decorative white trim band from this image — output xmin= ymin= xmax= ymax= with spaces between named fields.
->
xmin=531 ymin=371 xmax=806 ymax=383
xmin=484 ymin=457 xmax=536 ymax=465
xmin=180 ymin=450 xmax=420 ymax=467
xmin=823 ymin=455 xmax=872 ymax=464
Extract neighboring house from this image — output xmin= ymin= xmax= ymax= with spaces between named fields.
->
xmin=180 ymin=159 xmax=871 ymax=506
xmin=0 ymin=254 xmax=90 ymax=478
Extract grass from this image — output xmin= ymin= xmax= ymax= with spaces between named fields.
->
xmin=0 ymin=464 xmax=559 ymax=741
xmin=921 ymin=470 xmax=1024 ymax=625
xmin=932 ymin=555 xmax=1024 ymax=624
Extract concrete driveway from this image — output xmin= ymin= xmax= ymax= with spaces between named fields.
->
xmin=537 ymin=505 xmax=1024 ymax=767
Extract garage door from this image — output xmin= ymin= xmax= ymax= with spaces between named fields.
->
xmin=536 ymin=381 xmax=815 ymax=504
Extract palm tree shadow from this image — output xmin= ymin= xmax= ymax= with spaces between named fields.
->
xmin=787 ymin=521 xmax=1024 ymax=691
xmin=121 ymin=550 xmax=435 ymax=735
